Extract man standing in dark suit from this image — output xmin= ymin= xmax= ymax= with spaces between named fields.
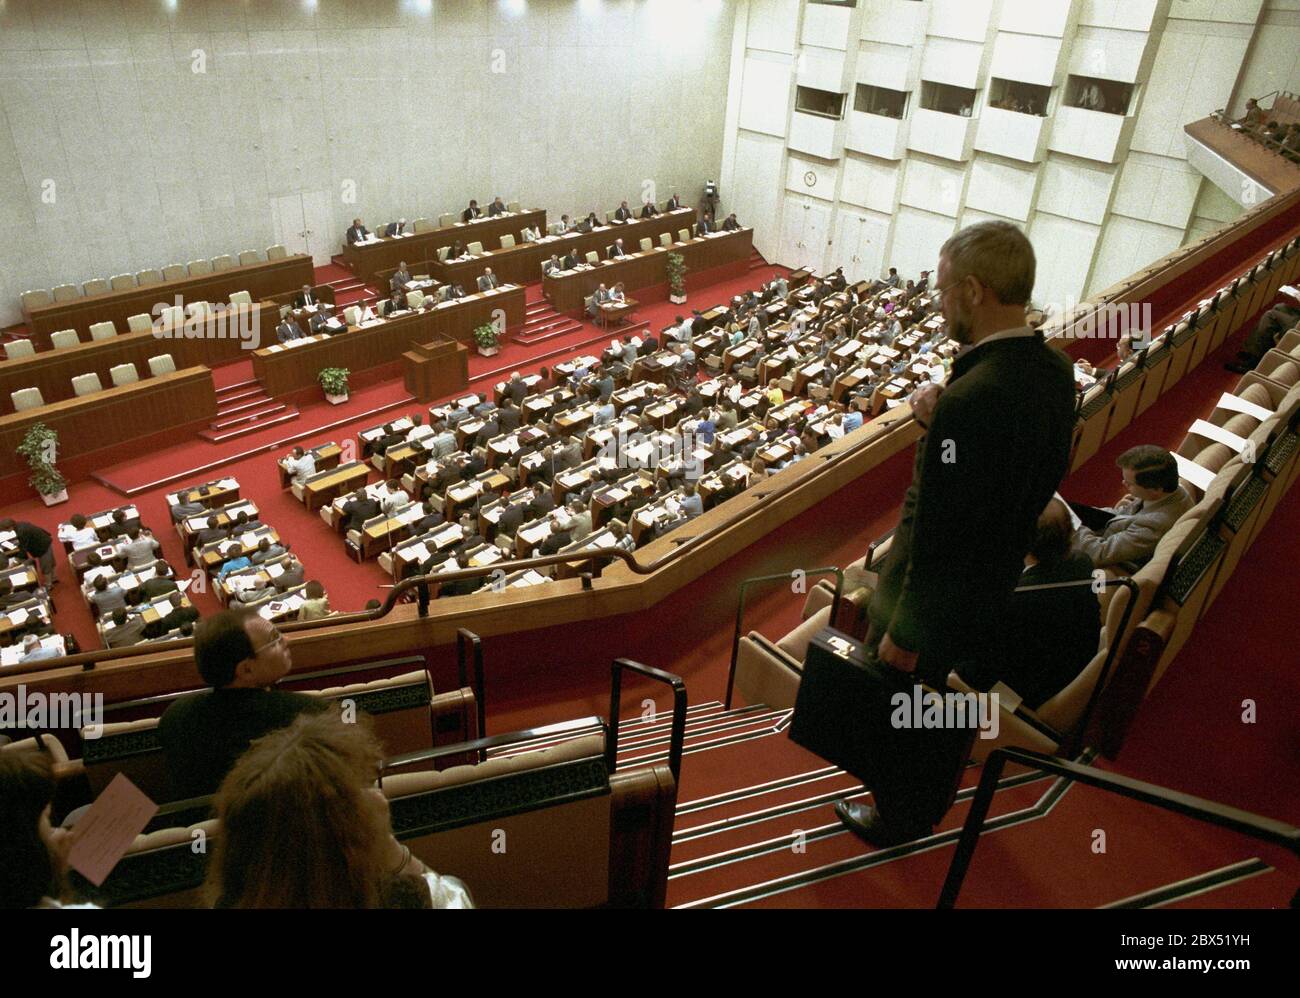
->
xmin=835 ymin=220 xmax=1076 ymax=846
xmin=345 ymin=218 xmax=369 ymax=244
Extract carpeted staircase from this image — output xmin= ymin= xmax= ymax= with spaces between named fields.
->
xmin=198 ymin=378 xmax=300 ymax=443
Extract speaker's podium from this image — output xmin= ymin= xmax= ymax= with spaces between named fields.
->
xmin=404 ymin=337 xmax=469 ymax=402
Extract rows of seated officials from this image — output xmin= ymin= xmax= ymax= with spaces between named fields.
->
xmin=279 ymin=265 xmax=954 ymax=595
xmin=0 ymin=608 xmax=472 ymax=909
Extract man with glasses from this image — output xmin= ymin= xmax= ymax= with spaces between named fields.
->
xmin=834 ymin=220 xmax=1076 ymax=847
xmin=158 ymin=609 xmax=326 ymax=798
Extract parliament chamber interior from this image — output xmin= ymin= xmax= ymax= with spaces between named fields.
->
xmin=0 ymin=0 xmax=1296 ymax=935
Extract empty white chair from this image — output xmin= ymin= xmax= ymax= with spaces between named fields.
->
xmin=110 ymin=274 xmax=136 ymax=291
xmin=438 ymin=213 xmax=456 ymax=227
xmin=605 ymin=211 xmax=615 ymax=223
xmin=585 ymin=251 xmax=599 ymax=264
xmin=161 ymin=305 xmax=185 ymax=329
xmin=71 ymin=373 xmax=103 ymax=397
xmin=344 ymin=305 xmax=362 ymax=326
xmin=467 ymin=241 xmax=484 ymax=255
xmin=4 ymin=339 xmax=36 ymax=360
xmin=110 ymin=363 xmax=139 ymax=387
xmin=11 ymin=387 xmax=44 ymax=411
xmin=678 ymin=229 xmax=690 ymax=242
xmin=148 ymin=354 xmax=176 ymax=377
xmin=228 ymin=290 xmax=253 ymax=306
xmin=127 ymin=313 xmax=153 ymax=333
xmin=187 ymin=259 xmax=212 ymax=275
xmin=52 ymin=284 xmax=80 ymax=301
xmin=500 ymin=234 xmax=516 ymax=248
xmin=265 ymin=244 xmax=288 ymax=261
xmin=507 ymin=201 xmax=520 ymax=213
xmin=136 ymin=269 xmax=163 ymax=285
xmin=407 ymin=289 xmax=426 ymax=309
xmin=20 ymin=290 xmax=50 ymax=311
xmin=639 ymin=238 xmax=652 ymax=252
xmin=413 ymin=217 xmax=433 ymax=233
xmin=238 ymin=249 xmax=261 ymax=265
xmin=50 ymin=329 xmax=80 ymax=350
xmin=437 ymin=246 xmax=451 ymax=262
xmin=210 ymin=255 xmax=234 ymax=271
xmin=659 ymin=233 xmax=671 ymax=247
xmin=89 ymin=321 xmax=117 ymax=341
xmin=82 ymin=279 xmax=109 ymax=296
xmin=162 ymin=264 xmax=186 ymax=281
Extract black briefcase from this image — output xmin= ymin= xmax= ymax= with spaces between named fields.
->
xmin=788 ymin=628 xmax=975 ymax=826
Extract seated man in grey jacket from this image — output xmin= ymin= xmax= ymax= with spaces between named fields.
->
xmin=1068 ymin=445 xmax=1193 ymax=570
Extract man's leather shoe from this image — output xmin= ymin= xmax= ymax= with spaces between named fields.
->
xmin=834 ymin=799 xmax=930 ymax=848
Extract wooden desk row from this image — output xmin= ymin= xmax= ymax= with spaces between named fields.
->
xmin=543 ymin=229 xmax=754 ymax=313
xmin=430 ymin=209 xmax=697 ymax=289
xmin=0 ymin=367 xmax=217 ymax=480
xmin=342 ymin=210 xmax=547 ymax=287
xmin=0 ymin=303 xmax=275 ymax=415
xmin=251 ymin=285 xmax=525 ymax=398
xmin=24 ymin=255 xmax=314 ymax=347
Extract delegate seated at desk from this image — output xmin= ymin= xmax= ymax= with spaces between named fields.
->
xmin=488 ymin=197 xmax=507 ymax=216
xmin=722 ymin=213 xmax=741 ymax=232
xmin=294 ymin=285 xmax=322 ymax=309
xmin=390 ymin=263 xmax=412 ymax=293
xmin=562 ymin=250 xmax=583 ymax=271
xmin=614 ymin=201 xmax=633 ymax=223
xmin=587 ymin=284 xmax=611 ymax=319
xmin=308 ymin=304 xmax=340 ymax=335
xmin=640 ymin=199 xmax=658 ymax=218
xmin=276 ymin=318 xmax=306 ymax=344
xmin=666 ymin=193 xmax=683 ymax=211
xmin=447 ymin=240 xmax=468 ymax=261
xmin=384 ymin=218 xmax=407 ymax=237
xmin=551 ymin=214 xmax=573 ymax=236
xmin=345 ymin=218 xmax=370 ymax=244
xmin=609 ymin=239 xmax=627 ymax=259
xmin=463 ymin=200 xmax=481 ymax=223
xmin=543 ymin=254 xmax=563 ymax=276
xmin=478 ymin=268 xmax=500 ymax=292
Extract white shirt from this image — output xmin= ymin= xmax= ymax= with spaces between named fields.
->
xmin=288 ymin=454 xmax=316 ymax=485
xmin=424 ymin=871 xmax=474 ymax=908
xmin=382 ymin=489 xmax=410 ymax=514
xmin=67 ymin=526 xmax=100 ymax=550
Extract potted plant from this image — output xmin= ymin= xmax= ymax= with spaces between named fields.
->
xmin=17 ymin=423 xmax=68 ymax=506
xmin=667 ymin=252 xmax=688 ymax=305
xmin=318 ymin=367 xmax=350 ymax=405
xmin=473 ymin=322 xmax=500 ymax=357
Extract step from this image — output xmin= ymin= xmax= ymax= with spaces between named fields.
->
xmin=516 ymin=321 xmax=583 ymax=345
xmin=214 ymin=386 xmax=270 ymax=407
xmin=198 ymin=408 xmax=300 ymax=443
xmin=214 ymin=378 xmax=261 ymax=397
xmin=209 ymin=400 xmax=290 ymax=429
xmin=521 ymin=316 xmax=576 ymax=336
xmin=215 ymin=394 xmax=276 ymax=419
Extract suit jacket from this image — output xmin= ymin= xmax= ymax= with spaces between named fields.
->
xmin=722 ymin=217 xmax=740 ymax=231
xmin=390 ymin=272 xmax=410 ymax=292
xmin=640 ymin=204 xmax=658 ymax=218
xmin=609 ymin=243 xmax=626 ymax=258
xmin=477 ymin=274 xmax=499 ymax=292
xmin=667 ymin=197 xmax=682 ymax=210
xmin=462 ymin=207 xmax=481 ymax=222
xmin=526 ymin=492 xmax=555 ymax=519
xmin=563 ymin=254 xmax=582 ymax=270
xmin=1072 ymin=487 xmax=1193 ymax=569
xmin=276 ymin=321 xmax=304 ymax=344
xmin=698 ymin=217 xmax=713 ymax=235
xmin=384 ymin=221 xmax=405 ymax=237
xmin=498 ymin=503 xmax=526 ymax=536
xmin=614 ymin=207 xmax=632 ymax=222
xmin=489 ymin=202 xmax=506 ymax=216
xmin=538 ymin=529 xmax=573 ymax=556
xmin=346 ymin=225 xmax=369 ymax=245
xmin=293 ymin=289 xmax=321 ymax=309
xmin=343 ymin=497 xmax=381 ymax=533
xmin=959 ymin=553 xmax=1100 ymax=709
xmin=868 ymin=330 xmax=1075 ymax=681
xmin=498 ymin=407 xmax=522 ymax=433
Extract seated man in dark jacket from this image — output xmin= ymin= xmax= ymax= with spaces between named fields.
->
xmin=158 ymin=609 xmax=326 ymax=798
xmin=957 ymin=499 xmax=1101 ymax=709
xmin=341 ymin=488 xmax=381 ymax=532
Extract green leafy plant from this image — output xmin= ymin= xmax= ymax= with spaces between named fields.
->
xmin=17 ymin=423 xmax=66 ymax=496
xmin=318 ymin=367 xmax=350 ymax=396
xmin=667 ymin=252 xmax=688 ymax=299
xmin=473 ymin=323 xmax=500 ymax=349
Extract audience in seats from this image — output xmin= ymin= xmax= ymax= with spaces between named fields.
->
xmin=1226 ymin=284 xmax=1300 ymax=373
xmin=957 ymin=499 xmax=1101 ymax=708
xmin=158 ymin=608 xmax=327 ymax=799
xmin=297 ymin=580 xmax=331 ymax=621
xmin=1067 ymin=446 xmax=1193 ymax=571
xmin=205 ymin=712 xmax=472 ymax=908
xmin=0 ymin=519 xmax=55 ymax=589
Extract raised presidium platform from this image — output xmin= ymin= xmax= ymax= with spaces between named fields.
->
xmin=0 ymin=366 xmax=215 ymax=479
xmin=342 ymin=209 xmax=547 ymax=287
xmin=250 ymin=284 xmax=524 ymax=398
xmin=0 ymin=302 xmax=276 ymax=415
xmin=22 ymin=254 xmax=314 ymax=347
xmin=427 ymin=208 xmax=698 ymax=288
xmin=543 ymin=228 xmax=754 ymax=313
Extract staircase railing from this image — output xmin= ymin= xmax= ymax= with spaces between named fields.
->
xmin=937 ymin=746 xmax=1300 ymax=909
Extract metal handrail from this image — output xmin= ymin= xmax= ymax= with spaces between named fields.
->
xmin=937 ymin=746 xmax=1300 ymax=909
xmin=456 ymin=628 xmax=487 ymax=761
xmin=606 ymin=659 xmax=687 ymax=782
xmin=724 ymin=567 xmax=844 ymax=709
xmin=380 ymin=714 xmax=608 ymax=782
